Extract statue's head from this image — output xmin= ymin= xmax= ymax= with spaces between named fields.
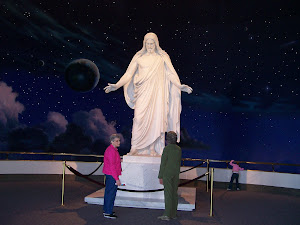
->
xmin=138 ymin=32 xmax=165 ymax=56
xmin=145 ymin=39 xmax=156 ymax=53
xmin=144 ymin=33 xmax=158 ymax=54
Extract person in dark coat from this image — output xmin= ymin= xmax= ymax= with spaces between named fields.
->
xmin=157 ymin=131 xmax=182 ymax=221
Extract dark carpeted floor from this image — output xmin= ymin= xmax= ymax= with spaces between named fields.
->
xmin=0 ymin=177 xmax=299 ymax=225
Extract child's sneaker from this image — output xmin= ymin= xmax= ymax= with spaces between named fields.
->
xmin=104 ymin=214 xmax=117 ymax=219
xmin=103 ymin=212 xmax=115 ymax=215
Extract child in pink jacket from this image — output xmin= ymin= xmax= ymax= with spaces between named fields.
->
xmin=227 ymin=160 xmax=244 ymax=190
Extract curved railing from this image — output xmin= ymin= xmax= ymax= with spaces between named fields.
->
xmin=182 ymin=157 xmax=300 ymax=174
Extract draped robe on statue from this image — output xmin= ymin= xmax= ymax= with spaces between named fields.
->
xmin=123 ymin=52 xmax=182 ymax=155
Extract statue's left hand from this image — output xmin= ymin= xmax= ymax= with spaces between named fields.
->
xmin=180 ymin=84 xmax=193 ymax=94
xmin=104 ymin=83 xmax=117 ymax=93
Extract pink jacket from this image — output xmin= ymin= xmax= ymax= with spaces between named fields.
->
xmin=229 ymin=160 xmax=244 ymax=173
xmin=102 ymin=144 xmax=122 ymax=181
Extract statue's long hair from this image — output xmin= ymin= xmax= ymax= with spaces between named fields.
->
xmin=136 ymin=32 xmax=166 ymax=56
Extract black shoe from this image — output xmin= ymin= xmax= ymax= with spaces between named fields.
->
xmin=104 ymin=214 xmax=117 ymax=219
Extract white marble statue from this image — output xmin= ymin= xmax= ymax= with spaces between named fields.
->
xmin=104 ymin=32 xmax=192 ymax=156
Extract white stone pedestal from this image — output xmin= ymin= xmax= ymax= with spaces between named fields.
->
xmin=84 ymin=155 xmax=196 ymax=211
xmin=117 ymin=155 xmax=164 ymax=199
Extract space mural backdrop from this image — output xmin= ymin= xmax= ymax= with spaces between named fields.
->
xmin=0 ymin=0 xmax=299 ymax=172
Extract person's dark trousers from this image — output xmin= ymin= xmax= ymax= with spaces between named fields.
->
xmin=163 ymin=176 xmax=179 ymax=218
xmin=103 ymin=175 xmax=118 ymax=214
xmin=228 ymin=173 xmax=240 ymax=189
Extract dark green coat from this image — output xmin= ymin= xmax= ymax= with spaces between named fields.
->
xmin=158 ymin=144 xmax=182 ymax=179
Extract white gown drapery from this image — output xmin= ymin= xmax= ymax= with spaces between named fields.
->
xmin=123 ymin=53 xmax=182 ymax=155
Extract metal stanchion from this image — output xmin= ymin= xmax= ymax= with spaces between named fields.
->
xmin=61 ymin=161 xmax=66 ymax=206
xmin=206 ymin=159 xmax=210 ymax=192
xmin=209 ymin=168 xmax=214 ymax=217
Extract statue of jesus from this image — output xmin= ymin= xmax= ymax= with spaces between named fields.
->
xmin=104 ymin=32 xmax=192 ymax=156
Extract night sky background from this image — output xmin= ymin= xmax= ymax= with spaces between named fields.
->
xmin=0 ymin=0 xmax=299 ymax=172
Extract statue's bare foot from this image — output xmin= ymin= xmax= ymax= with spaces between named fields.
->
xmin=127 ymin=149 xmax=137 ymax=156
xmin=150 ymin=150 xmax=157 ymax=156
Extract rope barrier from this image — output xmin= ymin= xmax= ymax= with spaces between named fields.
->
xmin=180 ymin=161 xmax=206 ymax=174
xmin=65 ymin=162 xmax=209 ymax=192
xmin=86 ymin=162 xmax=103 ymax=176
xmin=117 ymin=172 xmax=209 ymax=192
xmin=65 ymin=164 xmax=105 ymax=187
xmin=64 ymin=162 xmax=103 ymax=177
xmin=178 ymin=172 xmax=209 ymax=187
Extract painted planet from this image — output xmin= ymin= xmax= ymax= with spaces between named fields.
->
xmin=65 ymin=59 xmax=100 ymax=92
xmin=38 ymin=60 xmax=45 ymax=66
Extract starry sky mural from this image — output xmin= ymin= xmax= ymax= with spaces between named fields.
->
xmin=0 ymin=0 xmax=299 ymax=172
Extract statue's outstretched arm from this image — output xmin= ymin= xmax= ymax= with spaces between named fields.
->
xmin=104 ymin=60 xmax=138 ymax=93
xmin=165 ymin=62 xmax=193 ymax=94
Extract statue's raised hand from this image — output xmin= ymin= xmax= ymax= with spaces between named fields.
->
xmin=180 ymin=84 xmax=193 ymax=94
xmin=104 ymin=83 xmax=117 ymax=93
